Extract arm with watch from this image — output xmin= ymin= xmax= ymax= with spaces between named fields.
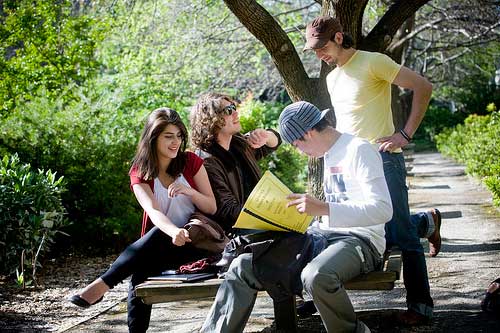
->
xmin=376 ymin=66 xmax=433 ymax=152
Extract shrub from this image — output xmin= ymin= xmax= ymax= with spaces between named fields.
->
xmin=0 ymin=153 xmax=68 ymax=283
xmin=414 ymin=103 xmax=466 ymax=144
xmin=485 ymin=171 xmax=500 ymax=207
xmin=436 ymin=104 xmax=500 ymax=206
xmin=0 ymin=86 xmax=143 ymax=249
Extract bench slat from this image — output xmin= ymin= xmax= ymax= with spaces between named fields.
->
xmin=135 ymin=279 xmax=221 ymax=304
xmin=345 ymin=271 xmax=397 ymax=290
xmin=135 ymin=249 xmax=402 ymax=305
xmin=385 ymin=250 xmax=402 ymax=280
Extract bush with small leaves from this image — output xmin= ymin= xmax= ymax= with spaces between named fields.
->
xmin=436 ymin=104 xmax=500 ymax=206
xmin=0 ymin=153 xmax=68 ymax=283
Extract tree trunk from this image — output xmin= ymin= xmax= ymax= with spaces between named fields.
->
xmin=222 ymin=0 xmax=431 ymax=199
xmin=324 ymin=0 xmax=369 ymax=48
xmin=223 ymin=0 xmax=321 ymax=105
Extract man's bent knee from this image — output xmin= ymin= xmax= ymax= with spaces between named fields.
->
xmin=301 ymin=265 xmax=341 ymax=295
xmin=225 ymin=253 xmax=253 ymax=280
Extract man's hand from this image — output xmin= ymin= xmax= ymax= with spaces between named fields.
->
xmin=376 ymin=132 xmax=409 ymax=152
xmin=246 ymin=129 xmax=270 ymax=148
xmin=170 ymin=228 xmax=191 ymax=246
xmin=286 ymin=193 xmax=329 ymax=216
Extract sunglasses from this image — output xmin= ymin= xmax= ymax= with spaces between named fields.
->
xmin=220 ymin=103 xmax=237 ymax=116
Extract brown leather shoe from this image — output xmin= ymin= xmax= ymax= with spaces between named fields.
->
xmin=397 ymin=310 xmax=430 ymax=326
xmin=428 ymin=208 xmax=441 ymax=257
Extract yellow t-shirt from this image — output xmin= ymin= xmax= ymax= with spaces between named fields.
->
xmin=327 ymin=50 xmax=402 ymax=144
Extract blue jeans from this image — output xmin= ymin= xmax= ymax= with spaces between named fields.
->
xmin=412 ymin=212 xmax=434 ymax=238
xmin=380 ymin=151 xmax=433 ymax=317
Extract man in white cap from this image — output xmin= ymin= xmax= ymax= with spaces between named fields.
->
xmin=201 ymin=101 xmax=392 ymax=333
xmin=303 ymin=15 xmax=439 ymax=325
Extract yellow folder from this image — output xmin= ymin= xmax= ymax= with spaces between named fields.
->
xmin=233 ymin=171 xmax=313 ymax=233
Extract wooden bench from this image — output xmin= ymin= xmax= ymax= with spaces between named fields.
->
xmin=134 ymin=247 xmax=401 ymax=331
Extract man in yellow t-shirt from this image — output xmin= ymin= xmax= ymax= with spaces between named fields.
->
xmin=302 ymin=16 xmax=439 ymax=326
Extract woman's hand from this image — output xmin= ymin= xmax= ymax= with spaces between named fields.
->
xmin=132 ymin=183 xmax=196 ymax=244
xmin=170 ymin=228 xmax=191 ymax=246
xmin=168 ymin=182 xmax=194 ymax=198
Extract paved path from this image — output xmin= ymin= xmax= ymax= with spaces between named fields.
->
xmin=64 ymin=152 xmax=500 ymax=332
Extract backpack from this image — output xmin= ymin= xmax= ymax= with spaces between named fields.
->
xmin=184 ymin=211 xmax=230 ymax=254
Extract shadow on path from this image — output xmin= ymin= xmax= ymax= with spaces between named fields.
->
xmin=257 ymin=309 xmax=500 ymax=333
xmin=441 ymin=241 xmax=500 ymax=253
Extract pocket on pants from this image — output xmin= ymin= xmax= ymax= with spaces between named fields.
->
xmin=354 ymin=245 xmax=370 ymax=274
xmin=381 ymin=153 xmax=407 ymax=190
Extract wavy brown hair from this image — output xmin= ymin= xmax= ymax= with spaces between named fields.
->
xmin=131 ymin=107 xmax=188 ymax=180
xmin=190 ymin=92 xmax=236 ymax=151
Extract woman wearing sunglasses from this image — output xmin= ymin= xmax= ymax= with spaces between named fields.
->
xmin=69 ymin=107 xmax=217 ymax=333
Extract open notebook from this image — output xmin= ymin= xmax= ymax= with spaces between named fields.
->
xmin=233 ymin=171 xmax=313 ymax=233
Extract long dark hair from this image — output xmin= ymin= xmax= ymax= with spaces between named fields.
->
xmin=131 ymin=107 xmax=188 ymax=180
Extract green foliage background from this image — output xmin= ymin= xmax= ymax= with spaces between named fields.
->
xmin=0 ymin=0 xmax=102 ymax=115
xmin=0 ymin=0 xmax=308 ymax=260
xmin=238 ymin=99 xmax=308 ymax=192
xmin=1 ymin=0 xmax=499 ymax=270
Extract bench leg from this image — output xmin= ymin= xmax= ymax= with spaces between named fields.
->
xmin=273 ymin=296 xmax=297 ymax=332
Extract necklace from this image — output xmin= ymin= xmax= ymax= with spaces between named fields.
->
xmin=157 ymin=173 xmax=176 ymax=188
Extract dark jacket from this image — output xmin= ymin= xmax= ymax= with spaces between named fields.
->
xmin=249 ymin=230 xmax=328 ymax=302
xmin=199 ymin=131 xmax=280 ymax=232
xmin=217 ymin=230 xmax=328 ymax=302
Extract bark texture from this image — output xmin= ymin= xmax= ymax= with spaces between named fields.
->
xmin=223 ymin=0 xmax=320 ymax=105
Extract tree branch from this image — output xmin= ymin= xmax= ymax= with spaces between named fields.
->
xmin=387 ymin=15 xmax=469 ymax=53
xmin=273 ymin=2 xmax=317 ymax=18
xmin=362 ymin=0 xmax=431 ymax=52
xmin=222 ymin=0 xmax=316 ymax=102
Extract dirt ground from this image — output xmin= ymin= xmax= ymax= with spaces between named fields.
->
xmin=1 ymin=152 xmax=500 ymax=333
xmin=0 ymin=253 xmax=129 ymax=332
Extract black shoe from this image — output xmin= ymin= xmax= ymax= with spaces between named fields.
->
xmin=396 ymin=310 xmax=430 ymax=326
xmin=296 ymin=300 xmax=317 ymax=318
xmin=69 ymin=294 xmax=103 ymax=308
